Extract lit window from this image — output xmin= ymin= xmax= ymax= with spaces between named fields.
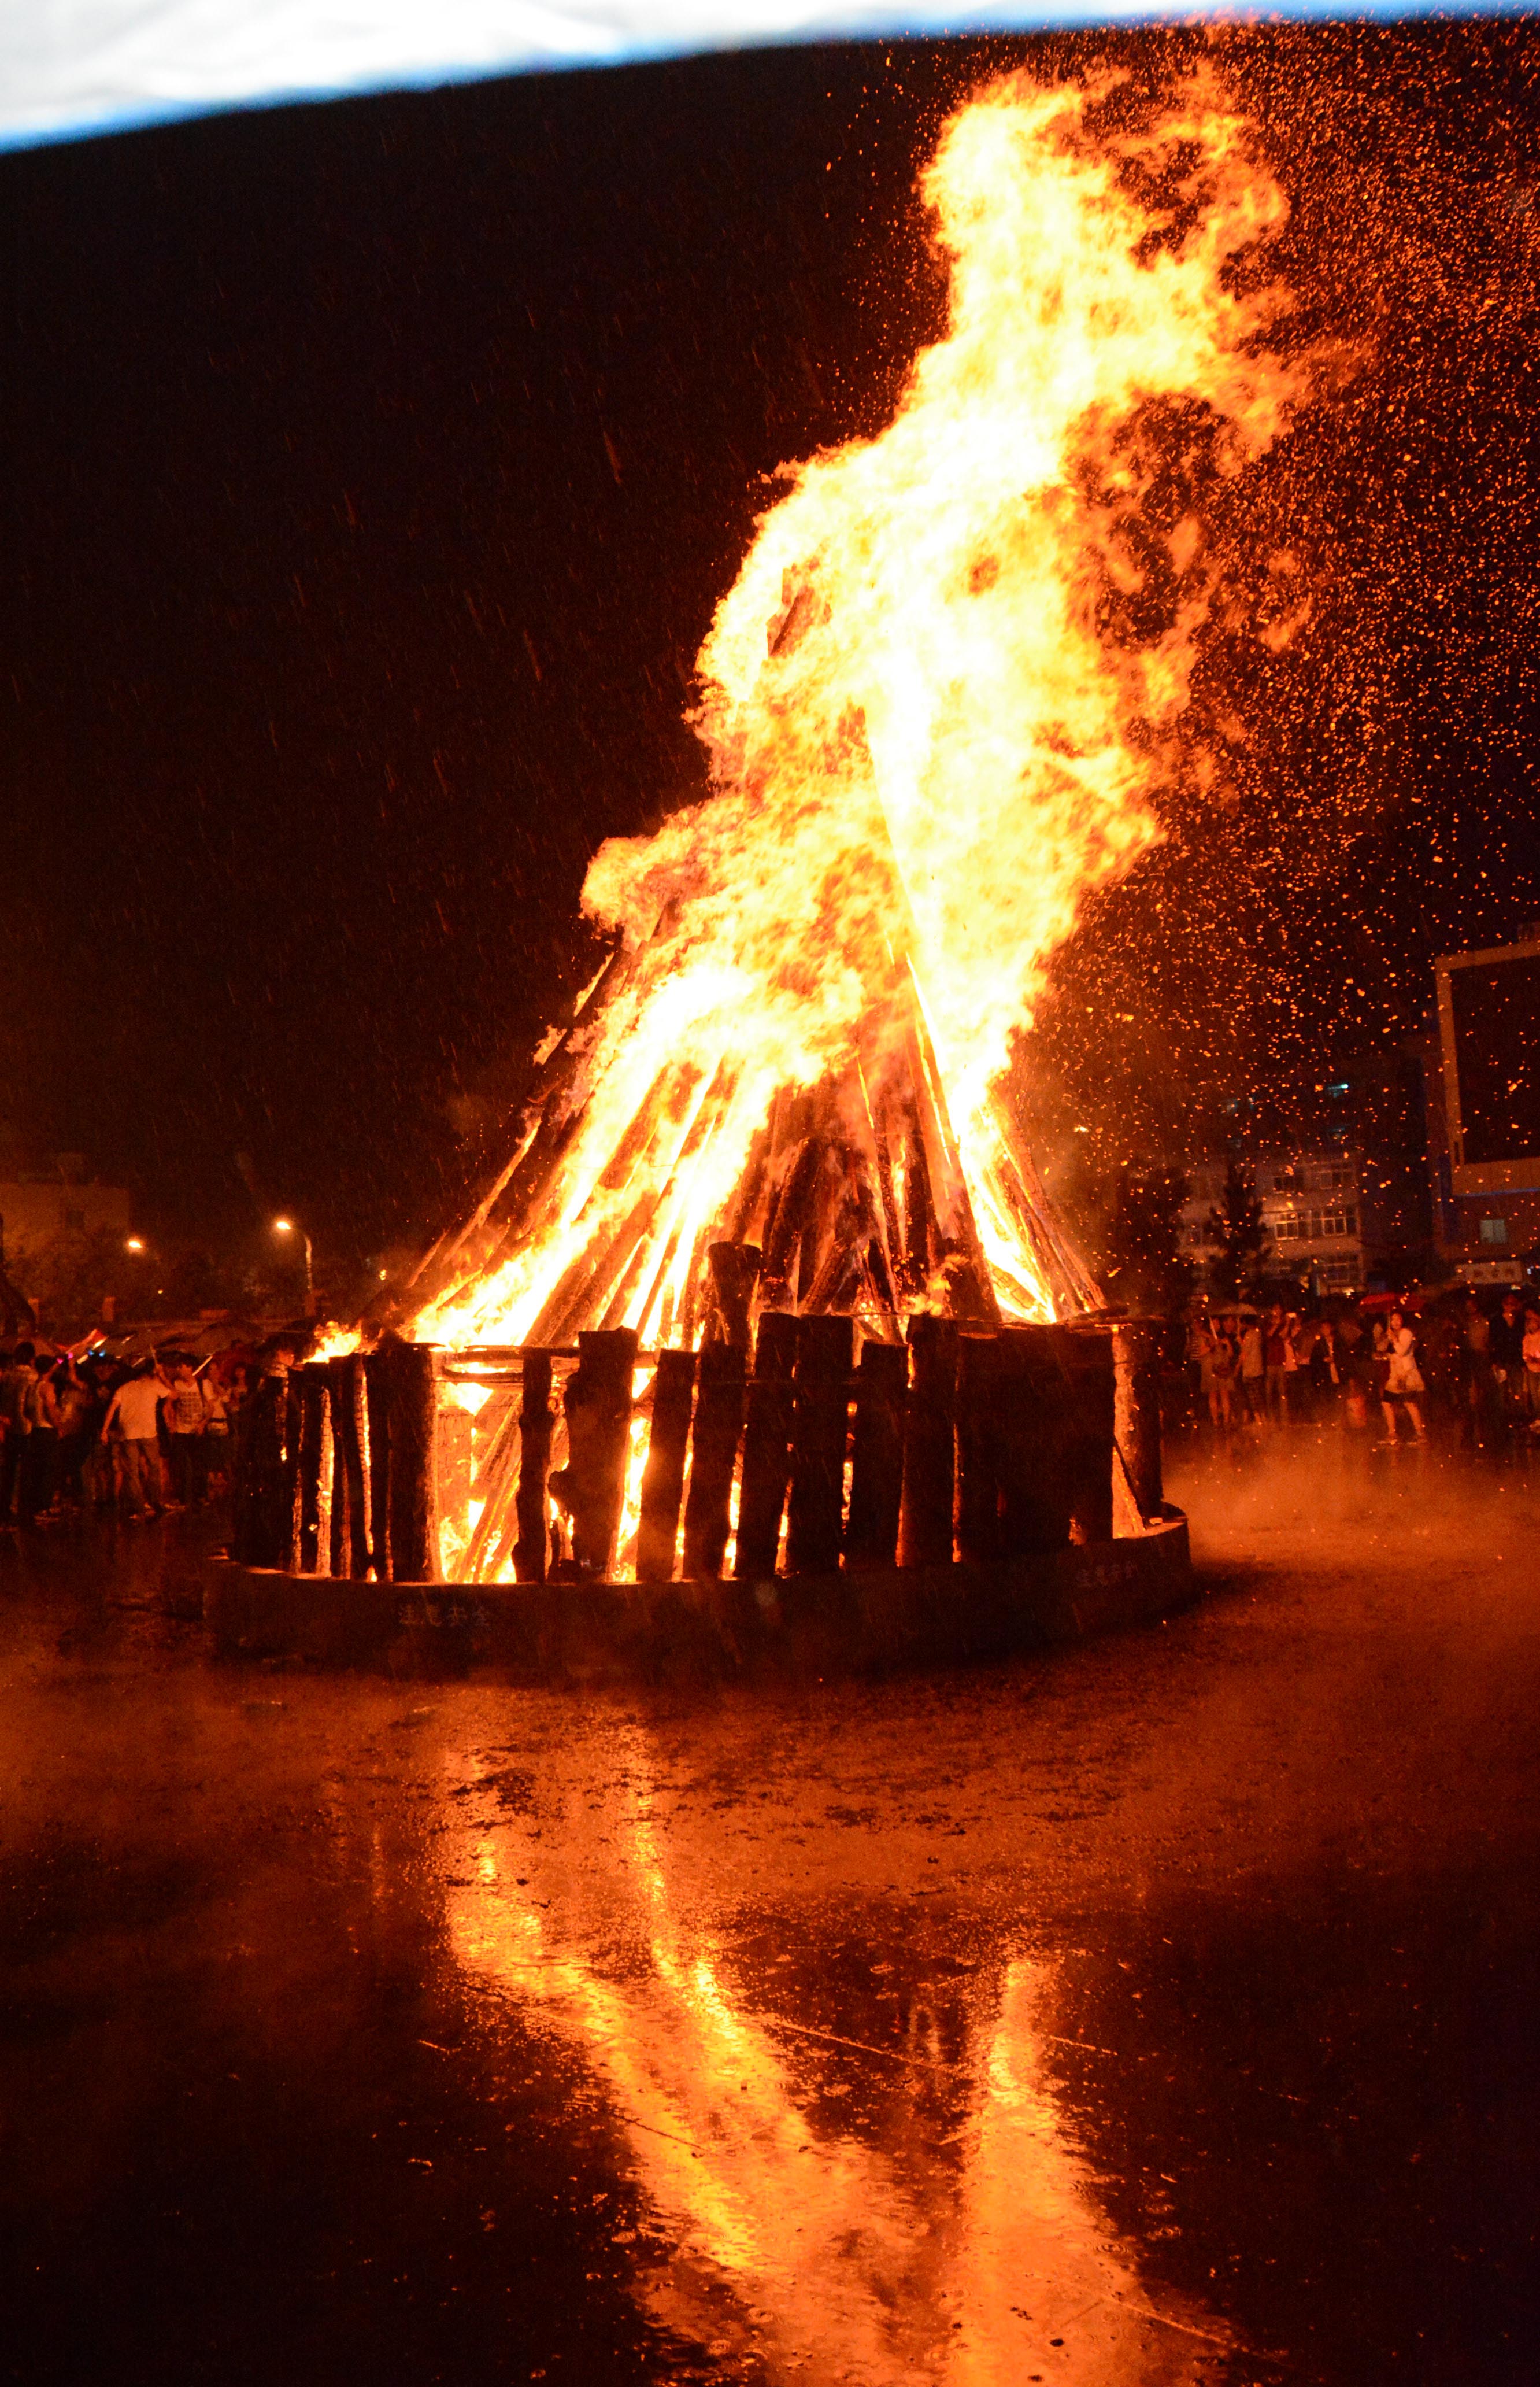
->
xmin=1480 ymin=1217 xmax=1510 ymax=1246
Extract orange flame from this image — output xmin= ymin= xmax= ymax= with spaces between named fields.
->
xmin=417 ymin=71 xmax=1298 ymax=1353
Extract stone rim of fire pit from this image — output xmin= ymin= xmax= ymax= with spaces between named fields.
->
xmin=202 ymin=1507 xmax=1191 ymax=1684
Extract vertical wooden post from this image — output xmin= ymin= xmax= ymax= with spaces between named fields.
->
xmin=898 ymin=1313 xmax=958 ymax=1568
xmin=786 ymin=1314 xmax=852 ymax=1575
xmin=734 ymin=1309 xmax=798 ymax=1580
xmin=681 ymin=1342 xmax=746 ymax=1580
xmin=327 ymin=1354 xmax=368 ymax=1579
xmin=953 ymin=1334 xmax=1001 ymax=1566
xmin=513 ymin=1350 xmax=554 ymax=1584
xmin=388 ymin=1342 xmax=440 ymax=1582
xmin=551 ymin=1328 xmax=636 ymax=1578
xmin=636 ymin=1348 xmax=696 ymax=1582
xmin=284 ymin=1373 xmax=305 ymax=1572
xmin=364 ymin=1346 xmax=393 ymax=1580
xmin=845 ymin=1340 xmax=908 ymax=1570
xmin=1113 ymin=1322 xmax=1164 ymax=1523
xmin=993 ymin=1326 xmax=1072 ymax=1555
xmin=1062 ymin=1325 xmax=1115 ymax=1545
xmin=233 ymin=1368 xmax=294 ymax=1571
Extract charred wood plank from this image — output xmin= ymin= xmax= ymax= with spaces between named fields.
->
xmin=681 ymin=1342 xmax=746 ymax=1580
xmin=636 ymin=1348 xmax=696 ymax=1582
xmin=232 ymin=1368 xmax=295 ymax=1571
xmin=364 ymin=1346 xmax=394 ymax=1580
xmin=549 ymin=1328 xmax=636 ymax=1578
xmin=292 ymin=1364 xmax=331 ymax=1576
xmin=734 ymin=1309 xmax=799 ymax=1579
xmin=993 ymin=1326 xmax=1072 ymax=1555
xmin=954 ymin=1335 xmax=1002 ymax=1566
xmin=513 ymin=1350 xmax=554 ymax=1583
xmin=786 ymin=1314 xmax=853 ymax=1575
xmin=327 ymin=1355 xmax=369 ymax=1579
xmin=707 ymin=1241 xmax=762 ymax=1352
xmin=1113 ymin=1322 xmax=1164 ymax=1523
xmin=760 ymin=1135 xmax=820 ymax=1307
xmin=387 ymin=1342 xmax=440 ymax=1582
xmin=845 ymin=1339 xmax=908 ymax=1570
xmin=1062 ymin=1324 xmax=1115 ymax=1545
xmin=898 ymin=1313 xmax=958 ymax=1568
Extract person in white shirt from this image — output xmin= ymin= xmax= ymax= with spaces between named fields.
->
xmin=103 ymin=1362 xmax=171 ymax=1518
xmin=1380 ymin=1310 xmax=1427 ymax=1444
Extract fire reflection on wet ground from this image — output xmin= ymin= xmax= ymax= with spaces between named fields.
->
xmin=440 ymin=1736 xmax=1222 ymax=2384
xmin=3 ymin=1439 xmax=1540 ymax=2385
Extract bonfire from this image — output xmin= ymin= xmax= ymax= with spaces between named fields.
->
xmin=270 ymin=72 xmax=1302 ymax=1591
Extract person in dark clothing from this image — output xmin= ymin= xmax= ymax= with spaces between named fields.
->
xmin=1491 ymin=1292 xmax=1527 ymax=1437
xmin=0 ymin=1342 xmax=35 ymax=1526
xmin=20 ymin=1356 xmax=61 ymax=1524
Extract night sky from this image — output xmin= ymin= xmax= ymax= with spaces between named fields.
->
xmin=5 ymin=22 xmax=1540 ymax=1277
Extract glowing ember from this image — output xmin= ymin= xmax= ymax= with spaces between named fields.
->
xmin=412 ymin=71 xmax=1300 ymax=1358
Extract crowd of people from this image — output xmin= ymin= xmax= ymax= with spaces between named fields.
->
xmin=0 ymin=1343 xmax=250 ymax=1529
xmin=1181 ymin=1288 xmax=1540 ymax=1450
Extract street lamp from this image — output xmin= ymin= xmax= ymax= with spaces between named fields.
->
xmin=272 ymin=1217 xmax=315 ymax=1318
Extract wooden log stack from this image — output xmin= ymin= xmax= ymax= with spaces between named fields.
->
xmin=264 ymin=1309 xmax=1143 ymax=1590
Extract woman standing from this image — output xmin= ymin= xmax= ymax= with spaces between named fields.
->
xmin=1206 ymin=1317 xmax=1238 ymax=1433
xmin=1306 ymin=1316 xmax=1340 ymax=1423
xmin=1381 ymin=1309 xmax=1427 ymax=1444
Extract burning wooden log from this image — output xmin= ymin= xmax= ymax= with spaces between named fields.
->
xmin=513 ymin=1350 xmax=555 ymax=1584
xmin=706 ymin=1240 xmax=761 ymax=1351
xmin=1113 ymin=1321 xmax=1164 ymax=1523
xmin=291 ymin=1364 xmax=331 ymax=1576
xmin=549 ymin=1327 xmax=636 ymax=1577
xmin=387 ymin=1341 xmax=440 ymax=1582
xmin=327 ymin=1354 xmax=369 ymax=1579
xmin=845 ymin=1338 xmax=908 ymax=1570
xmin=897 ymin=1313 xmax=958 ymax=1568
xmin=636 ymin=1347 xmax=695 ymax=1581
xmin=734 ymin=1308 xmax=798 ymax=1579
xmin=681 ymin=1341 xmax=746 ymax=1580
xmin=786 ymin=1314 xmax=853 ymax=1575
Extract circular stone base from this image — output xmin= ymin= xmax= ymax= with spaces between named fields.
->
xmin=202 ymin=1510 xmax=1191 ymax=1684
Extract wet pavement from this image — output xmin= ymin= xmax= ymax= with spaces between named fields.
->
xmin=3 ymin=1439 xmax=1538 ymax=2387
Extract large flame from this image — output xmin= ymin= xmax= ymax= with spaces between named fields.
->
xmin=417 ymin=71 xmax=1298 ymax=1352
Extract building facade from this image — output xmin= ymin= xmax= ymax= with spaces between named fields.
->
xmin=1427 ymin=936 xmax=1540 ymax=1284
xmin=1180 ymin=1152 xmax=1367 ymax=1294
xmin=0 ymin=1156 xmax=132 ymax=1325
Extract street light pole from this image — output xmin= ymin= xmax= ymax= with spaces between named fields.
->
xmin=273 ymin=1219 xmax=316 ymax=1318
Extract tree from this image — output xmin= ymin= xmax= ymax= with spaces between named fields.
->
xmin=1101 ymin=1166 xmax=1194 ymax=1317
xmin=1208 ymin=1159 xmax=1271 ymax=1300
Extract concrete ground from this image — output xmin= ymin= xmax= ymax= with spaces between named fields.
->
xmin=2 ymin=1433 xmax=1537 ymax=2387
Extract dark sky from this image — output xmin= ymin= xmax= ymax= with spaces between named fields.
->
xmin=5 ymin=22 xmax=1540 ymax=1268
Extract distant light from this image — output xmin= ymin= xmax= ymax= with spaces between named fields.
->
xmin=125 ymin=1237 xmax=145 ymax=1253
xmin=273 ymin=1217 xmax=294 ymax=1235
xmin=379 ymin=1269 xmax=387 ymax=1280
xmin=1327 ymin=1082 xmax=1350 ymax=1097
